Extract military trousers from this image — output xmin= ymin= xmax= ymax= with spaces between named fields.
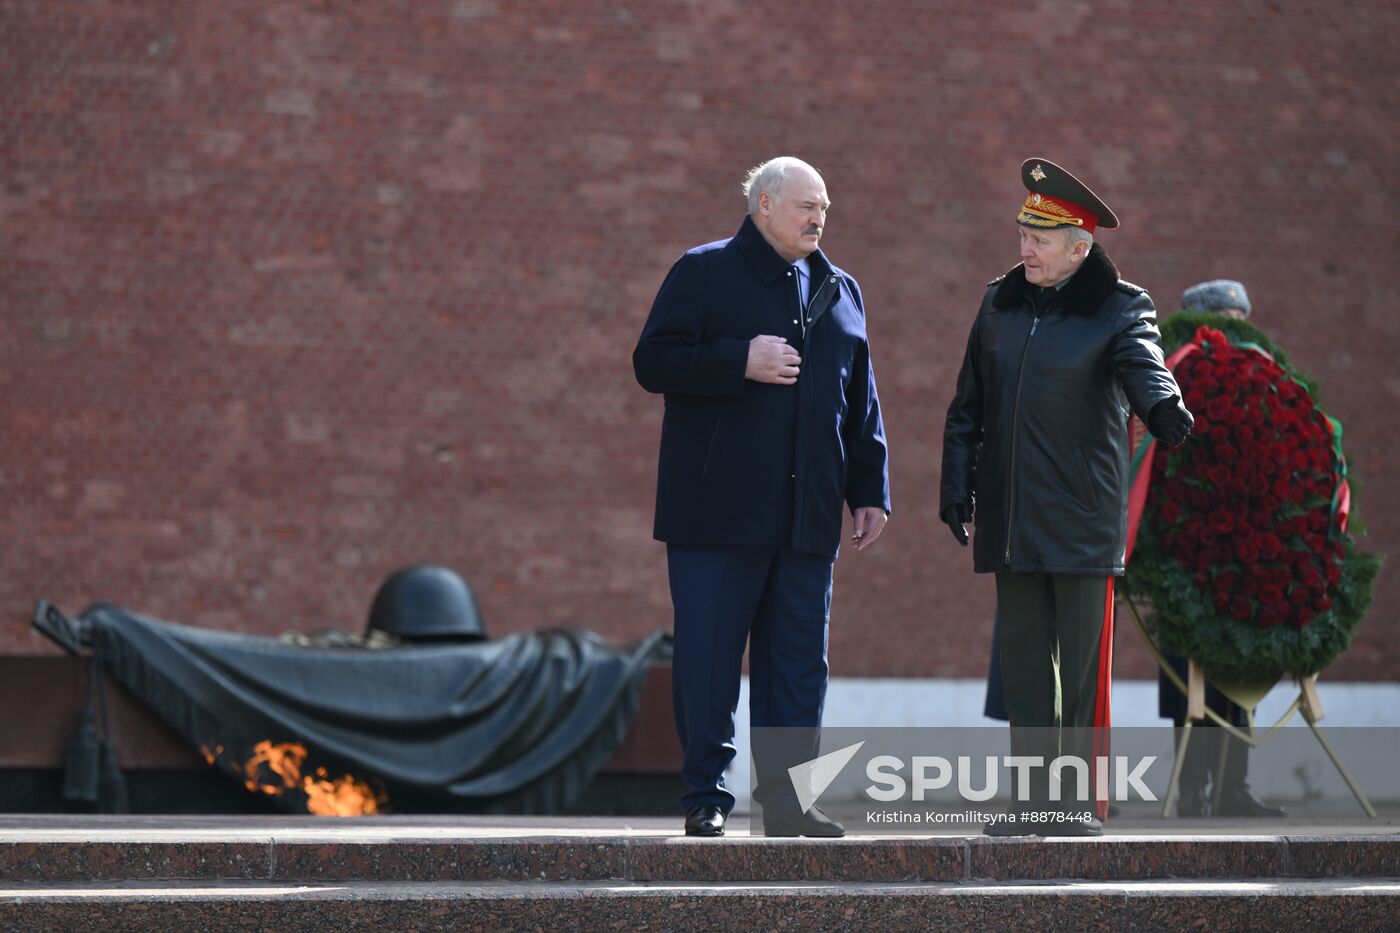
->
xmin=995 ymin=571 xmax=1113 ymax=806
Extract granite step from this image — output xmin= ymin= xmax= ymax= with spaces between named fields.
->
xmin=2 ymin=877 xmax=1399 ymax=932
xmin=2 ymin=815 xmax=1398 ymax=884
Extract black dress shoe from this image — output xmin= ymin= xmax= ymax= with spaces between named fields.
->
xmin=1216 ymin=786 xmax=1287 ymax=818
xmin=684 ymin=804 xmax=726 ymax=837
xmin=761 ymin=805 xmax=845 ymax=837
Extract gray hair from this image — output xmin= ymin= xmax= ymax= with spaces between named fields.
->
xmin=741 ymin=157 xmax=817 ymax=216
xmin=1065 ymin=225 xmax=1094 ymax=250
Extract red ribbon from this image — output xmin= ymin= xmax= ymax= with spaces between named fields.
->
xmin=1124 ymin=343 xmax=1200 ymax=562
xmin=1092 ymin=576 xmax=1115 ymax=821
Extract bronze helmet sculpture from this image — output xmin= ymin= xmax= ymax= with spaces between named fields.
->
xmin=367 ymin=564 xmax=487 ymax=642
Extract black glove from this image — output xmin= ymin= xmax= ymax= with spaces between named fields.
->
xmin=940 ymin=502 xmax=971 ymax=547
xmin=1147 ymin=397 xmax=1194 ymax=447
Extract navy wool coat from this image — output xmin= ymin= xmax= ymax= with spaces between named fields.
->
xmin=633 ymin=216 xmax=891 ymax=559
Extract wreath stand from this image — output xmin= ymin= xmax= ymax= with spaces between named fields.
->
xmin=1123 ymin=596 xmax=1376 ymax=819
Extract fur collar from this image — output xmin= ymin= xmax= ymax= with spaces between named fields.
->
xmin=992 ymin=242 xmax=1121 ymax=314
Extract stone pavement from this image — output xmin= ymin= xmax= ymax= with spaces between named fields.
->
xmin=2 ymin=813 xmax=1397 ymax=931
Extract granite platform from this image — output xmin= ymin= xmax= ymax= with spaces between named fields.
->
xmin=4 ymin=877 xmax=1399 ymax=932
xmin=2 ymin=814 xmax=1398 ymax=930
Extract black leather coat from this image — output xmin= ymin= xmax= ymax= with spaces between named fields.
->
xmin=941 ymin=244 xmax=1180 ymax=575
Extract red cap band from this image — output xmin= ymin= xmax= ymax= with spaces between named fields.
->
xmin=1018 ymin=191 xmax=1099 ymax=233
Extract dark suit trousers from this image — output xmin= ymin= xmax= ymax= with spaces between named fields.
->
xmin=667 ymin=544 xmax=834 ymax=814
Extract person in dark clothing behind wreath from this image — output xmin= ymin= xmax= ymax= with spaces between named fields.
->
xmin=634 ymin=156 xmax=892 ymax=838
xmin=1157 ymin=279 xmax=1286 ymax=818
xmin=941 ymin=159 xmax=1194 ymax=836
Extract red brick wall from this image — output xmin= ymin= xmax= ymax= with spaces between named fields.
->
xmin=3 ymin=2 xmax=1397 ymax=681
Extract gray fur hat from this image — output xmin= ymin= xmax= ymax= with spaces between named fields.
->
xmin=1181 ymin=279 xmax=1251 ymax=317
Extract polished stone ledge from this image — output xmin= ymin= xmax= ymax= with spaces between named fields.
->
xmin=1 ymin=815 xmax=1398 ymax=885
xmin=2 ymin=878 xmax=1399 ymax=933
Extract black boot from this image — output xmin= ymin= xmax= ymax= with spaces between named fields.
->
xmin=1215 ymin=733 xmax=1286 ymax=818
xmin=1172 ymin=725 xmax=1213 ymax=818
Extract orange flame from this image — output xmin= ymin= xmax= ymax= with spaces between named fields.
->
xmin=243 ymin=740 xmax=308 ymax=794
xmin=301 ymin=768 xmax=387 ymax=817
xmin=206 ymin=739 xmax=385 ymax=816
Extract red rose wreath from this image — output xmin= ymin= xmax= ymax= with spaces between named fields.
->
xmin=1123 ymin=311 xmax=1381 ymax=682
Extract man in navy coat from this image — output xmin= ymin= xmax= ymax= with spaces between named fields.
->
xmin=634 ymin=156 xmax=891 ymax=837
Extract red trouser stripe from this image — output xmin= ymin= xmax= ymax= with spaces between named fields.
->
xmin=1092 ymin=577 xmax=1115 ymax=820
